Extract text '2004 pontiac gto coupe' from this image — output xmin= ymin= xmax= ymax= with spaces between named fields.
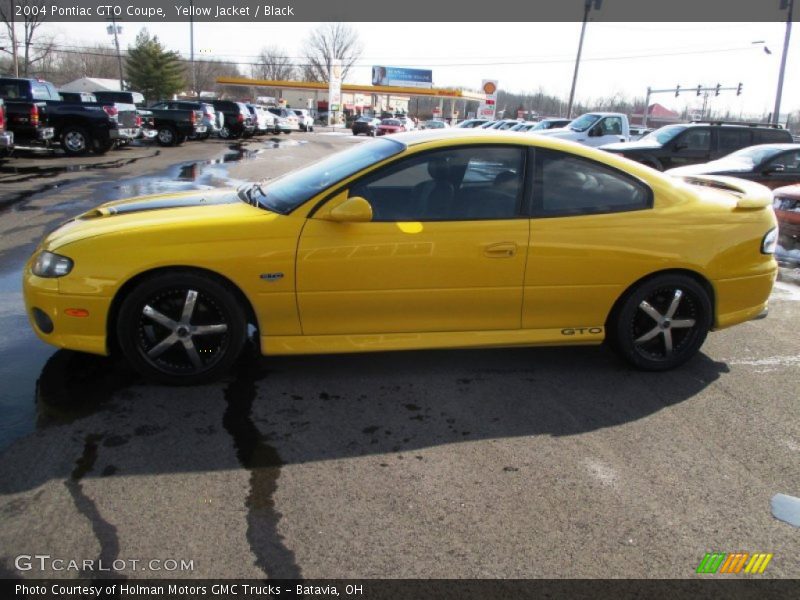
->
xmin=24 ymin=130 xmax=778 ymax=384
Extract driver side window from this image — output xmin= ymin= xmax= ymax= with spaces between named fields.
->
xmin=767 ymin=151 xmax=800 ymax=173
xmin=676 ymin=128 xmax=710 ymax=151
xmin=349 ymin=146 xmax=526 ymax=222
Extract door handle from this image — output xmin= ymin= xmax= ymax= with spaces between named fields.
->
xmin=484 ymin=242 xmax=517 ymax=258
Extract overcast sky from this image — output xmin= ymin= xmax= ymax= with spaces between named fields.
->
xmin=41 ymin=21 xmax=799 ymax=118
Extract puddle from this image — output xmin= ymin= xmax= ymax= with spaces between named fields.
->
xmin=771 ymin=493 xmax=800 ymax=527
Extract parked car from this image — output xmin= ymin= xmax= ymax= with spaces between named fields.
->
xmin=487 ymin=119 xmax=522 ymax=131
xmin=772 ymin=184 xmax=800 ymax=263
xmin=22 ymin=130 xmax=779 ymax=384
xmin=536 ymin=112 xmax=630 ymax=146
xmin=665 ymin=144 xmax=800 ymax=189
xmin=149 ymin=100 xmax=222 ymax=139
xmin=509 ymin=122 xmax=536 ymax=132
xmin=479 ymin=121 xmax=499 ymax=128
xmin=628 ymin=126 xmax=654 ymax=141
xmin=212 ymin=100 xmax=256 ymax=139
xmin=352 ymin=116 xmax=381 ymax=136
xmin=456 ymin=119 xmax=490 ymax=128
xmin=422 ymin=120 xmax=449 ymax=129
xmin=601 ymin=122 xmax=794 ymax=171
xmin=397 ymin=116 xmax=416 ymax=131
xmin=528 ymin=118 xmax=571 ymax=131
xmin=0 ymin=77 xmax=137 ymax=155
xmin=266 ymin=107 xmax=300 ymax=134
xmin=0 ymin=98 xmax=13 ymax=155
xmin=242 ymin=104 xmax=277 ymax=135
xmin=293 ymin=109 xmax=315 ymax=132
xmin=94 ymin=92 xmax=206 ymax=146
xmin=376 ymin=118 xmax=406 ymax=135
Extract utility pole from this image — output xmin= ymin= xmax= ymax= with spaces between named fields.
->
xmin=773 ymin=0 xmax=793 ymax=125
xmin=567 ymin=0 xmax=602 ymax=119
xmin=190 ymin=0 xmax=196 ymax=97
xmin=108 ymin=17 xmax=124 ymax=90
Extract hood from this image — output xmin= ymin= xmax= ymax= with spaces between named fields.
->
xmin=666 ymin=159 xmax=754 ymax=177
xmin=42 ymin=188 xmax=263 ymax=251
xmin=600 ymin=140 xmax=662 ymax=152
xmin=533 ymin=127 xmax=573 ymax=137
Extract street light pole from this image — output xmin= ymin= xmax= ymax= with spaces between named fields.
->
xmin=567 ymin=0 xmax=602 ymax=119
xmin=773 ymin=0 xmax=793 ymax=126
xmin=10 ymin=0 xmax=19 ymax=77
xmin=109 ymin=16 xmax=124 ymax=91
xmin=190 ymin=0 xmax=196 ymax=97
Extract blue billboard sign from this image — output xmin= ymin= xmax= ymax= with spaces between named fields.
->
xmin=372 ymin=66 xmax=433 ymax=89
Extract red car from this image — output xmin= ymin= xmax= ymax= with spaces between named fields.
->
xmin=376 ymin=118 xmax=406 ymax=136
xmin=773 ymin=184 xmax=800 ymax=262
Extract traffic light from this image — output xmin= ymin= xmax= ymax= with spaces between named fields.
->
xmin=715 ymin=83 xmax=721 ymax=96
xmin=696 ymin=85 xmax=702 ymax=96
xmin=737 ymin=82 xmax=743 ymax=96
xmin=675 ymin=85 xmax=681 ymax=97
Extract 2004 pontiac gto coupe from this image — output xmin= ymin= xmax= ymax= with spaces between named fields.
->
xmin=24 ymin=130 xmax=778 ymax=384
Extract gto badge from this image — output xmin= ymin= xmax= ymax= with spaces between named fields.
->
xmin=561 ymin=327 xmax=603 ymax=335
xmin=260 ymin=272 xmax=284 ymax=281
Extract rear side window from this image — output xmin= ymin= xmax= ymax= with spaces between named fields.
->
xmin=717 ymin=128 xmax=752 ymax=154
xmin=754 ymin=128 xmax=793 ymax=144
xmin=534 ymin=149 xmax=652 ymax=217
xmin=31 ymin=82 xmax=52 ymax=100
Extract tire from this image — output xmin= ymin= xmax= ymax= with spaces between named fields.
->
xmin=116 ymin=272 xmax=248 ymax=385
xmin=61 ymin=126 xmax=90 ymax=156
xmin=283 ymin=131 xmax=291 ymax=135
xmin=156 ymin=126 xmax=178 ymax=147
xmin=353 ymin=131 xmax=358 ymax=136
xmin=195 ymin=132 xmax=210 ymax=141
xmin=608 ymin=274 xmax=712 ymax=371
xmin=92 ymin=137 xmax=115 ymax=155
xmin=218 ymin=126 xmax=232 ymax=139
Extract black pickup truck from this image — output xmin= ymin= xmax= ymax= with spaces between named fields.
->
xmin=0 ymin=77 xmax=140 ymax=155
xmin=93 ymin=91 xmax=206 ymax=146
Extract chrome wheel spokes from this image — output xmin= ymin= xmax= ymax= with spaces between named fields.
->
xmin=634 ymin=288 xmax=697 ymax=358
xmin=140 ymin=289 xmax=228 ymax=373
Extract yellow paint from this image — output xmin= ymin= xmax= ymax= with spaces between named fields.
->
xmin=23 ymin=131 xmax=778 ymax=359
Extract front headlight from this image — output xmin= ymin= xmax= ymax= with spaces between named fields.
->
xmin=32 ymin=251 xmax=73 ymax=278
xmin=761 ymin=227 xmax=778 ymax=255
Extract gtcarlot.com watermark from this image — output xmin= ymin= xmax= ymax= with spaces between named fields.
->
xmin=15 ymin=554 xmax=194 ymax=573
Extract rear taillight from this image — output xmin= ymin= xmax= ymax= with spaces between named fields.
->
xmin=237 ymin=113 xmax=244 ymax=122
xmin=102 ymin=105 xmax=118 ymax=119
xmin=0 ymin=105 xmax=4 ymax=129
xmin=30 ymin=105 xmax=39 ymax=126
xmin=135 ymin=115 xmax=142 ymax=127
xmin=190 ymin=111 xmax=196 ymax=124
xmin=205 ymin=112 xmax=212 ymax=119
xmin=762 ymin=227 xmax=778 ymax=255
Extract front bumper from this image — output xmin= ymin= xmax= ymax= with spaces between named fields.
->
xmin=0 ymin=130 xmax=13 ymax=149
xmin=23 ymin=270 xmax=110 ymax=356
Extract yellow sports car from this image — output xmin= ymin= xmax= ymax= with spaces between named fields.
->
xmin=23 ymin=130 xmax=778 ymax=384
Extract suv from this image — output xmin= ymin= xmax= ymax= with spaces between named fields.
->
xmin=212 ymin=100 xmax=256 ymax=139
xmin=601 ymin=121 xmax=793 ymax=171
xmin=292 ymin=109 xmax=314 ymax=132
xmin=267 ymin=107 xmax=300 ymax=134
xmin=150 ymin=100 xmax=221 ymax=139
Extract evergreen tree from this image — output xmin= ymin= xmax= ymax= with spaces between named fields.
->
xmin=125 ymin=29 xmax=185 ymax=101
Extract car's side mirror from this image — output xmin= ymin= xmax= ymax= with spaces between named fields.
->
xmin=674 ymin=142 xmax=688 ymax=151
xmin=321 ymin=196 xmax=373 ymax=223
xmin=764 ymin=164 xmax=785 ymax=174
xmin=588 ymin=126 xmax=600 ymax=137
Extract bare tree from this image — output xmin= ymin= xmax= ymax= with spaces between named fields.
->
xmin=301 ymin=23 xmax=362 ymax=83
xmin=0 ymin=0 xmax=54 ymax=76
xmin=252 ymin=45 xmax=295 ymax=81
xmin=48 ymin=45 xmax=120 ymax=84
xmin=190 ymin=58 xmax=243 ymax=95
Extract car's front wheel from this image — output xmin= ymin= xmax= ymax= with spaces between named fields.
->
xmin=608 ymin=274 xmax=712 ymax=371
xmin=116 ymin=272 xmax=248 ymax=385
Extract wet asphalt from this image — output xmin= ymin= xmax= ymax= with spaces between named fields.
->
xmin=0 ymin=133 xmax=798 ymax=579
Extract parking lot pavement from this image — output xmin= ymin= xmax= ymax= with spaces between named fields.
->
xmin=0 ymin=134 xmax=798 ymax=580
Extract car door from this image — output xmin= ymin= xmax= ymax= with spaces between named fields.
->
xmin=296 ymin=145 xmax=530 ymax=335
xmin=524 ymin=149 xmax=655 ymax=331
xmin=663 ymin=127 xmax=711 ymax=168
xmin=754 ymin=149 xmax=800 ymax=189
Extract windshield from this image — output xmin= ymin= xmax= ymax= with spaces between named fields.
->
xmin=382 ymin=119 xmax=401 ymax=125
xmin=255 ymin=138 xmax=404 ymax=214
xmin=641 ymin=125 xmax=687 ymax=144
xmin=727 ymin=145 xmax=784 ymax=165
xmin=568 ymin=113 xmax=601 ymax=132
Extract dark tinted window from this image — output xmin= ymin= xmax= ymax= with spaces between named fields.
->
xmin=754 ymin=128 xmax=793 ymax=144
xmin=535 ymin=149 xmax=651 ymax=217
xmin=766 ymin=150 xmax=800 ymax=173
xmin=350 ymin=146 xmax=526 ymax=221
xmin=675 ymin=128 xmax=710 ymax=151
xmin=717 ymin=128 xmax=752 ymax=153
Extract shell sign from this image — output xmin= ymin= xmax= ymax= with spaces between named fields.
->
xmin=479 ymin=79 xmax=499 ymax=119
xmin=482 ymin=81 xmax=497 ymax=95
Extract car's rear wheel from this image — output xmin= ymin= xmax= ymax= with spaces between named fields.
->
xmin=156 ymin=126 xmax=178 ymax=147
xmin=609 ymin=274 xmax=711 ymax=371
xmin=116 ymin=272 xmax=247 ymax=385
xmin=61 ymin=126 xmax=90 ymax=155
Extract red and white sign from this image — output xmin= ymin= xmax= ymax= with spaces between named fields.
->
xmin=479 ymin=79 xmax=498 ymax=119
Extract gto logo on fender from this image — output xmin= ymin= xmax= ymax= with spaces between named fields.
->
xmin=561 ymin=327 xmax=603 ymax=335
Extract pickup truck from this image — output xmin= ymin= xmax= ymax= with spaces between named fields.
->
xmin=93 ymin=91 xmax=206 ymax=147
xmin=0 ymin=98 xmax=14 ymax=156
xmin=534 ymin=112 xmax=630 ymax=147
xmin=0 ymin=77 xmax=139 ymax=155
